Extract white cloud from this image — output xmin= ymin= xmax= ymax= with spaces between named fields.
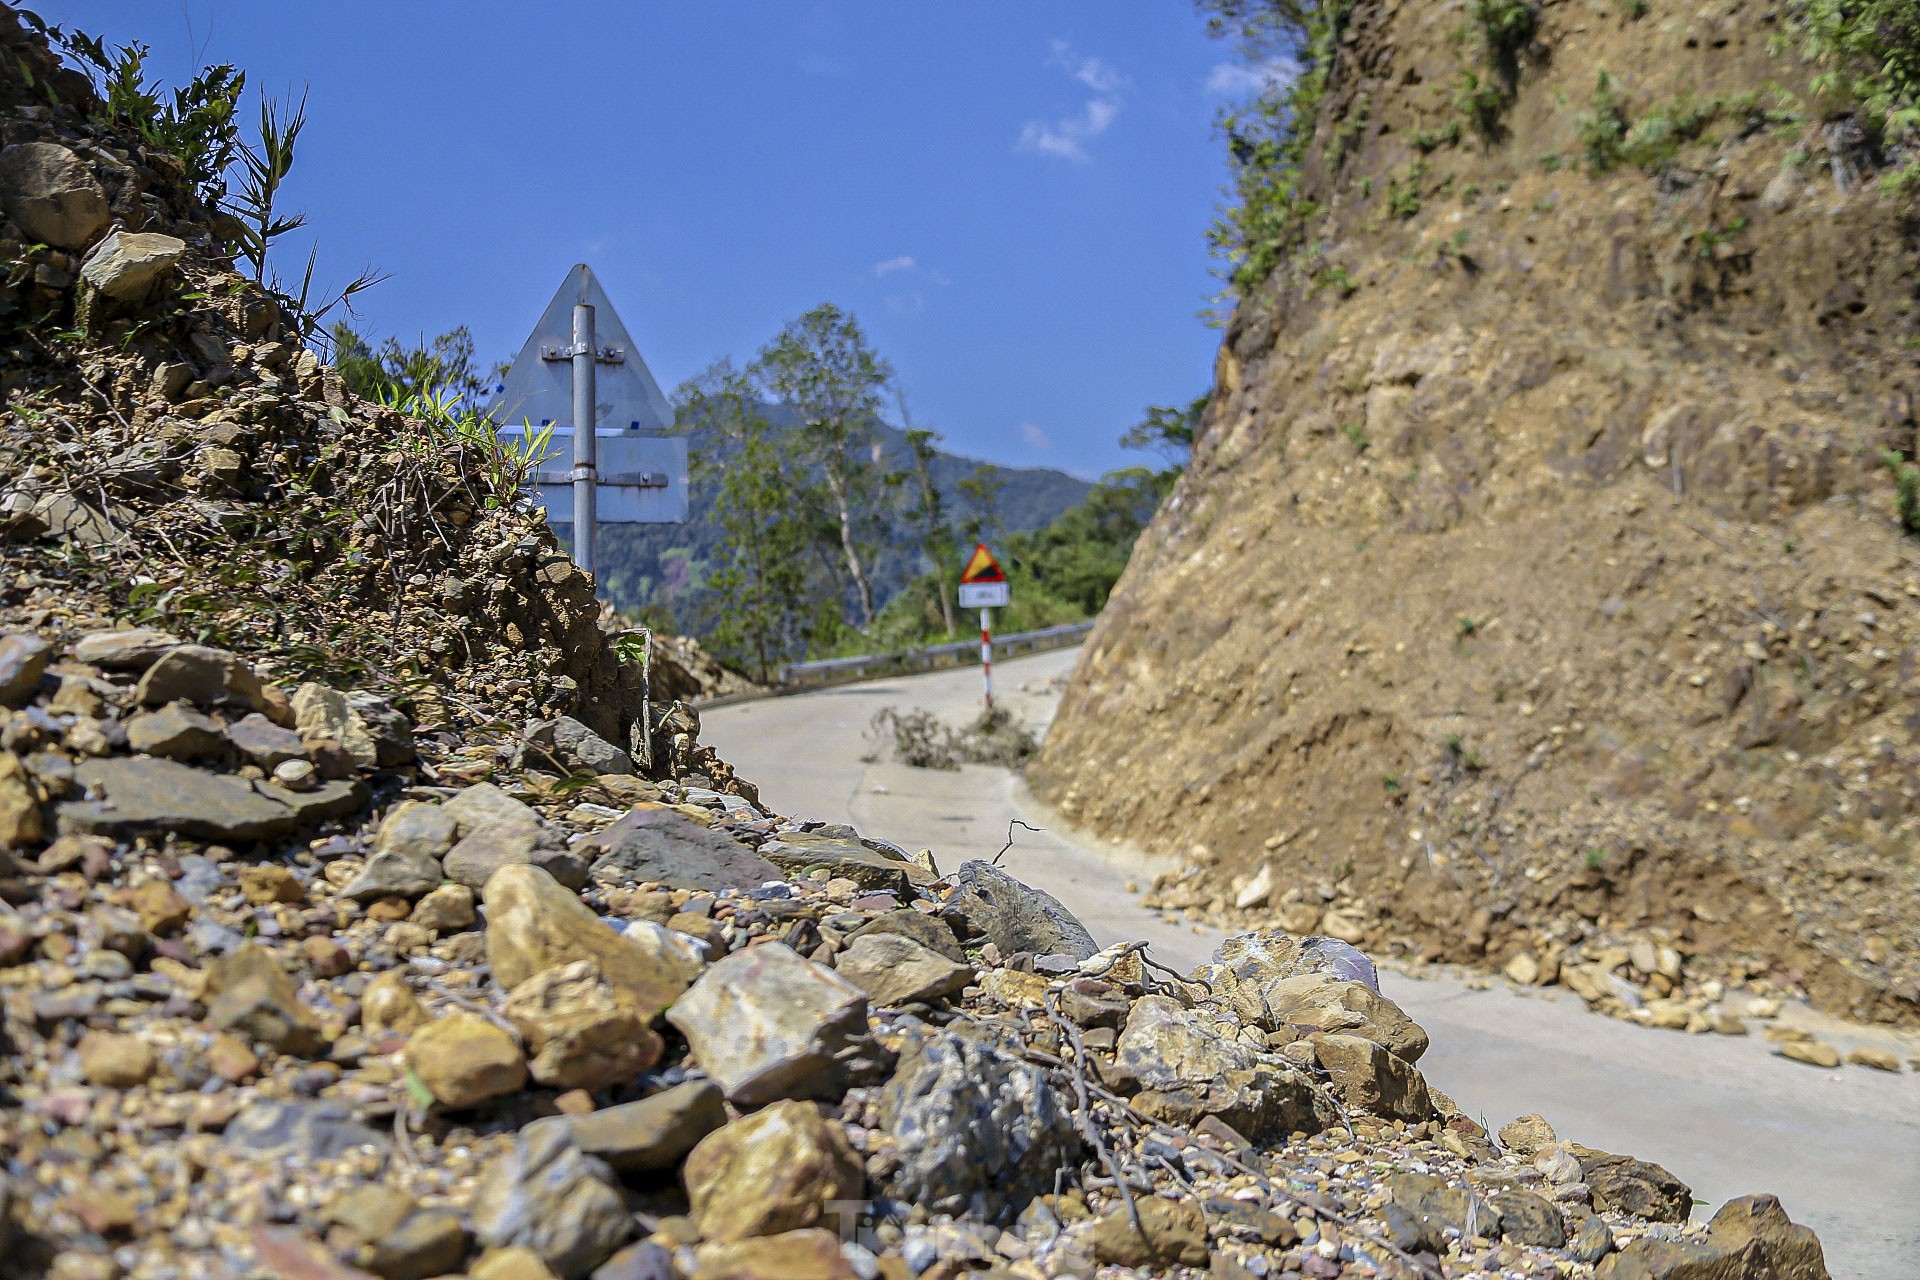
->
xmin=1205 ymin=58 xmax=1295 ymax=98
xmin=1018 ymin=41 xmax=1125 ymax=164
xmin=873 ymin=255 xmax=917 ymax=277
xmin=1019 ymin=422 xmax=1053 ymax=451
xmin=1052 ymin=40 xmax=1126 ymax=95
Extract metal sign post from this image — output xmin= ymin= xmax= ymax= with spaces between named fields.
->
xmin=956 ymin=543 xmax=1011 ymax=714
xmin=570 ymin=302 xmax=598 ymax=578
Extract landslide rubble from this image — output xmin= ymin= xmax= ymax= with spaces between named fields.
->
xmin=0 ymin=10 xmax=1838 ymax=1280
xmin=1035 ymin=0 xmax=1920 ymax=1035
xmin=0 ymin=626 xmax=1836 ymax=1280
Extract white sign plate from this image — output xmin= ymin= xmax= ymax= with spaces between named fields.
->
xmin=958 ymin=581 xmax=1011 ymax=609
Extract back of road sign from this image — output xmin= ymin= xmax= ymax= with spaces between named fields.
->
xmin=957 ymin=542 xmax=1010 ymax=609
xmin=487 ymin=264 xmax=688 ymax=524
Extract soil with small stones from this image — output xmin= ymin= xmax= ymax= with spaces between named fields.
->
xmin=1034 ymin=0 xmax=1920 ymax=1031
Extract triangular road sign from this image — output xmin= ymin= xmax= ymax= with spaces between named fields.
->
xmin=960 ymin=543 xmax=1007 ymax=584
xmin=486 ymin=264 xmax=673 ymax=433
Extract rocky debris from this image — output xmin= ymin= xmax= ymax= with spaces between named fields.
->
xmin=404 ymin=1011 xmax=528 ymax=1108
xmin=535 ymin=1079 xmax=727 ymax=1173
xmin=1576 ymin=1146 xmax=1696 ymax=1224
xmin=666 ymin=942 xmax=870 ymax=1105
xmin=324 ymin=1185 xmax=468 ymax=1280
xmin=583 ymin=804 xmax=784 ymax=891
xmin=946 ymin=857 xmax=1099 ymax=960
xmin=483 ymin=863 xmax=694 ymax=1017
xmin=832 ymin=931 xmax=972 ymax=1006
xmin=203 ymin=941 xmax=328 ymax=1055
xmin=1597 ymin=1194 xmax=1829 ymax=1279
xmin=550 ymin=714 xmax=634 ymax=776
xmin=470 ymin=1125 xmax=633 ymax=1279
xmin=78 ymin=227 xmax=184 ymax=302
xmin=0 ymin=631 xmax=50 ymax=705
xmin=872 ymin=1027 xmax=1081 ymax=1221
xmin=132 ymin=643 xmax=265 ymax=710
xmin=337 ymin=847 xmax=443 ymax=902
xmin=61 ymin=754 xmax=364 ymax=841
xmin=501 ymin=959 xmax=661 ymax=1090
xmin=758 ymin=829 xmax=921 ymax=895
xmin=0 ymin=140 xmax=108 ymax=248
xmin=1028 ymin=0 xmax=1920 ymax=1044
xmin=1111 ymin=993 xmax=1322 ymax=1142
xmin=683 ymin=1100 xmax=864 ymax=1242
xmin=1313 ymin=1031 xmax=1434 ymax=1122
xmin=124 ymin=702 xmax=226 ymax=759
xmin=1090 ymin=1197 xmax=1209 ymax=1267
xmin=445 ymin=785 xmax=585 ymax=890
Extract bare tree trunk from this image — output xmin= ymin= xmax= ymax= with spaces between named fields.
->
xmin=821 ymin=464 xmax=875 ymax=630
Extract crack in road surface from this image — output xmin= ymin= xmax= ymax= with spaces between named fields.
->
xmin=704 ymin=646 xmax=1920 ymax=1280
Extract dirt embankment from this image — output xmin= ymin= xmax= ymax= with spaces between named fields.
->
xmin=1035 ymin=0 xmax=1920 ymax=1027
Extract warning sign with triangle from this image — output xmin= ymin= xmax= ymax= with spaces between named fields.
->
xmin=960 ymin=543 xmax=1007 ymax=583
xmin=486 ymin=264 xmax=674 ymax=435
xmin=957 ymin=542 xmax=1010 ymax=608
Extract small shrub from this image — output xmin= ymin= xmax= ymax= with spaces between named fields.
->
xmin=1620 ymin=0 xmax=1650 ymax=18
xmin=1455 ymin=69 xmax=1509 ymax=136
xmin=1882 ymin=448 xmax=1920 ymax=535
xmin=1457 ymin=615 xmax=1480 ymax=636
xmin=1471 ymin=0 xmax=1539 ymax=58
xmin=1584 ymin=848 xmax=1607 ymax=871
xmin=1386 ymin=161 xmax=1425 ymax=218
xmin=1314 ymin=263 xmax=1359 ymax=296
xmin=1342 ymin=423 xmax=1371 ymax=452
xmin=1577 ymin=71 xmax=1629 ymax=172
xmin=1413 ymin=118 xmax=1464 ymax=152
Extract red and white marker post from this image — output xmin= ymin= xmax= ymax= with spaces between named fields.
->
xmin=956 ymin=543 xmax=1011 ymax=715
xmin=980 ymin=607 xmax=993 ymax=711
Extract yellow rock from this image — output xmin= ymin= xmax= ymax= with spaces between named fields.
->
xmin=978 ymin=967 xmax=1051 ymax=1008
xmin=404 ymin=1012 xmax=526 ymax=1108
xmin=483 ymin=863 xmax=697 ymax=1016
xmin=470 ymin=1246 xmax=560 ymax=1280
xmin=1844 ymin=1046 xmax=1902 ymax=1072
xmin=684 ymin=1100 xmax=863 ymax=1243
xmin=360 ymin=969 xmax=429 ymax=1036
xmin=1778 ymin=1039 xmax=1841 ymax=1069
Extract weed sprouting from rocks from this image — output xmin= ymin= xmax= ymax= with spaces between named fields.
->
xmin=1882 ymin=448 xmax=1920 ymax=534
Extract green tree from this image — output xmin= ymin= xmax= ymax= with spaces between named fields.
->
xmin=748 ymin=304 xmax=895 ymax=631
xmin=676 ymin=362 xmax=811 ymax=680
xmin=956 ymin=465 xmax=1006 ymax=549
xmin=1007 ymin=467 xmax=1172 ymax=613
xmin=1121 ymin=394 xmax=1207 ymax=472
xmin=897 ymin=394 xmax=958 ymax=638
xmin=331 ymin=324 xmax=486 ymax=405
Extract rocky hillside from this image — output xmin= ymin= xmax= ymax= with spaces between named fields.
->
xmin=0 ymin=9 xmax=1839 ymax=1280
xmin=1036 ymin=0 xmax=1920 ymax=1030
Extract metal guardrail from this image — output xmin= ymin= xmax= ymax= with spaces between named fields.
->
xmin=691 ymin=621 xmax=1095 ymax=710
xmin=777 ymin=621 xmax=1095 ymax=690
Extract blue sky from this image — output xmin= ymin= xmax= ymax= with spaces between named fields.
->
xmin=49 ymin=3 xmax=1256 ymax=478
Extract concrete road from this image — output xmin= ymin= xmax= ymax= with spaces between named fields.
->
xmin=704 ymin=647 xmax=1920 ymax=1280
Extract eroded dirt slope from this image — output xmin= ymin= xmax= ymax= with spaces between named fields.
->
xmin=1035 ymin=0 xmax=1920 ymax=1026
